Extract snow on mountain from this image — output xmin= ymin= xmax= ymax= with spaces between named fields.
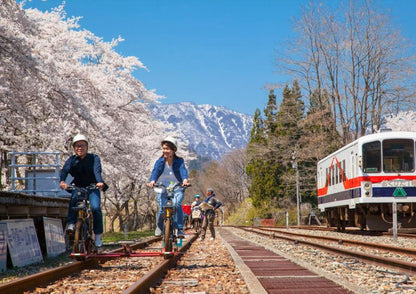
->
xmin=148 ymin=102 xmax=253 ymax=160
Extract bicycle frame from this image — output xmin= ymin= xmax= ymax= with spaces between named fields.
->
xmin=154 ymin=183 xmax=188 ymax=258
xmin=67 ymin=184 xmax=98 ymax=259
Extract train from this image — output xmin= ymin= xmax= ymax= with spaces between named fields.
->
xmin=317 ymin=130 xmax=416 ymax=231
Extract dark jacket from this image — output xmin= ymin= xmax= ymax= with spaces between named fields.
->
xmin=60 ymin=154 xmax=104 ymax=188
xmin=204 ymin=193 xmax=222 ymax=215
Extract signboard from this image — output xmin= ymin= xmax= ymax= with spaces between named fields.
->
xmin=43 ymin=217 xmax=66 ymax=257
xmin=0 ymin=219 xmax=43 ymax=267
xmin=0 ymin=222 xmax=7 ymax=272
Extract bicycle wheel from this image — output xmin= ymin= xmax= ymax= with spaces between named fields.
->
xmin=85 ymin=215 xmax=94 ymax=254
xmin=73 ymin=220 xmax=85 ymax=253
xmin=164 ymin=217 xmax=173 ymax=253
xmin=196 ymin=219 xmax=201 ymax=233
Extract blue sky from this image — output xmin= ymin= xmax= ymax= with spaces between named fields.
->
xmin=23 ymin=0 xmax=416 ymax=115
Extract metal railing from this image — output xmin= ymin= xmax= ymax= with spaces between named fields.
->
xmin=9 ymin=151 xmax=61 ymax=197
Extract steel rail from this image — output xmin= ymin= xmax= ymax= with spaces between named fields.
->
xmin=0 ymin=259 xmax=98 ymax=294
xmin=122 ymin=233 xmax=198 ymax=294
xmin=241 ymin=227 xmax=416 ymax=274
xmin=257 ymin=227 xmax=416 ymax=256
xmin=0 ymin=237 xmax=159 ymax=294
xmin=0 ymin=234 xmax=199 ymax=294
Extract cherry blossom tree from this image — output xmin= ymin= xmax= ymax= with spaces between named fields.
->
xmin=0 ymin=1 xmax=183 ymax=230
xmin=384 ymin=111 xmax=416 ymax=131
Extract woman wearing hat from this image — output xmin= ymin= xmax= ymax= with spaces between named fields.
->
xmin=147 ymin=136 xmax=190 ymax=238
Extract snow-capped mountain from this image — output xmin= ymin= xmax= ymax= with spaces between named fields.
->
xmin=149 ymin=102 xmax=253 ymax=160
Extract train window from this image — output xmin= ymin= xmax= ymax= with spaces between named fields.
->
xmin=351 ymin=154 xmax=355 ymax=178
xmin=362 ymin=141 xmax=381 ymax=173
xmin=382 ymin=139 xmax=414 ymax=173
xmin=336 ymin=163 xmax=340 ymax=184
xmin=318 ymin=170 xmax=321 ymax=187
xmin=326 ymin=167 xmax=329 ymax=186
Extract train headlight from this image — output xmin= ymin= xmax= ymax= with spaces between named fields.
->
xmin=362 ymin=181 xmax=372 ymax=197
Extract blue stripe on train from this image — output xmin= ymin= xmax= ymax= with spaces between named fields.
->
xmin=318 ymin=187 xmax=416 ymax=205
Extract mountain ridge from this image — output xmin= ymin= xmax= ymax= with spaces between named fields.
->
xmin=149 ymin=102 xmax=253 ymax=160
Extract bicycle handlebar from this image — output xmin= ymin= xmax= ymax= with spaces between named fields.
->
xmin=66 ymin=184 xmax=99 ymax=191
xmin=152 ymin=183 xmax=191 ymax=194
xmin=153 ymin=182 xmax=190 ymax=188
xmin=154 ymin=183 xmax=191 ymax=189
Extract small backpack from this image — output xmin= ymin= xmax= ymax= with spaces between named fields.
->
xmin=192 ymin=208 xmax=202 ymax=219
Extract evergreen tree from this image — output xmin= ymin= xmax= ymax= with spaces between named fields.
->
xmin=248 ymin=108 xmax=265 ymax=144
xmin=246 ymin=96 xmax=281 ymax=209
xmin=263 ymin=89 xmax=278 ymax=136
xmin=273 ymin=81 xmax=305 ymax=164
xmin=298 ymin=89 xmax=341 ymax=206
xmin=247 ymin=158 xmax=281 ymax=210
xmin=272 ymin=81 xmax=305 ymax=206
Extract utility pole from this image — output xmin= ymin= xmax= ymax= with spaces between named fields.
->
xmin=292 ymin=154 xmax=301 ymax=226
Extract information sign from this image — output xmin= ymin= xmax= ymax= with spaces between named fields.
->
xmin=0 ymin=219 xmax=43 ymax=267
xmin=0 ymin=222 xmax=7 ymax=272
xmin=43 ymin=217 xmax=66 ymax=257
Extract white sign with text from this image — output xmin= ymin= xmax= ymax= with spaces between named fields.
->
xmin=0 ymin=219 xmax=43 ymax=267
xmin=43 ymin=217 xmax=66 ymax=257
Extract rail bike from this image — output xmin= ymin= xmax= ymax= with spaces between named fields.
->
xmin=317 ymin=130 xmax=416 ymax=231
xmin=153 ymin=182 xmax=190 ymax=258
xmin=67 ymin=183 xmax=190 ymax=260
xmin=66 ymin=184 xmax=99 ymax=259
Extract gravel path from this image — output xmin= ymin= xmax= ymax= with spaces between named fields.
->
xmin=149 ymin=231 xmax=249 ymax=293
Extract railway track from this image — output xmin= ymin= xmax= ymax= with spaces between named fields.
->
xmin=259 ymin=227 xmax=416 ymax=256
xmin=1 ymin=234 xmax=198 ymax=294
xmin=3 ymin=226 xmax=416 ymax=293
xmin=231 ymin=226 xmax=416 ymax=292
xmin=242 ymin=226 xmax=416 ymax=275
xmin=282 ymin=225 xmax=416 ymax=238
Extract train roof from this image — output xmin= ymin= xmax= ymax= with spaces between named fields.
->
xmin=317 ymin=130 xmax=416 ymax=164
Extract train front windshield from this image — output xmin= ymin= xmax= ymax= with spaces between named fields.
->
xmin=363 ymin=139 xmax=415 ymax=173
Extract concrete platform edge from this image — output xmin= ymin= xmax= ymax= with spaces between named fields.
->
xmin=218 ymin=228 xmax=268 ymax=294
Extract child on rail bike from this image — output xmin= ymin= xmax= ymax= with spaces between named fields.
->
xmin=147 ymin=136 xmax=190 ymax=238
xmin=191 ymin=195 xmax=203 ymax=233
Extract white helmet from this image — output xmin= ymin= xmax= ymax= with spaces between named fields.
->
xmin=161 ymin=136 xmax=177 ymax=151
xmin=72 ymin=134 xmax=88 ymax=146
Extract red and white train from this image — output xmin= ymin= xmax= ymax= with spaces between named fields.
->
xmin=317 ymin=130 xmax=416 ymax=231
